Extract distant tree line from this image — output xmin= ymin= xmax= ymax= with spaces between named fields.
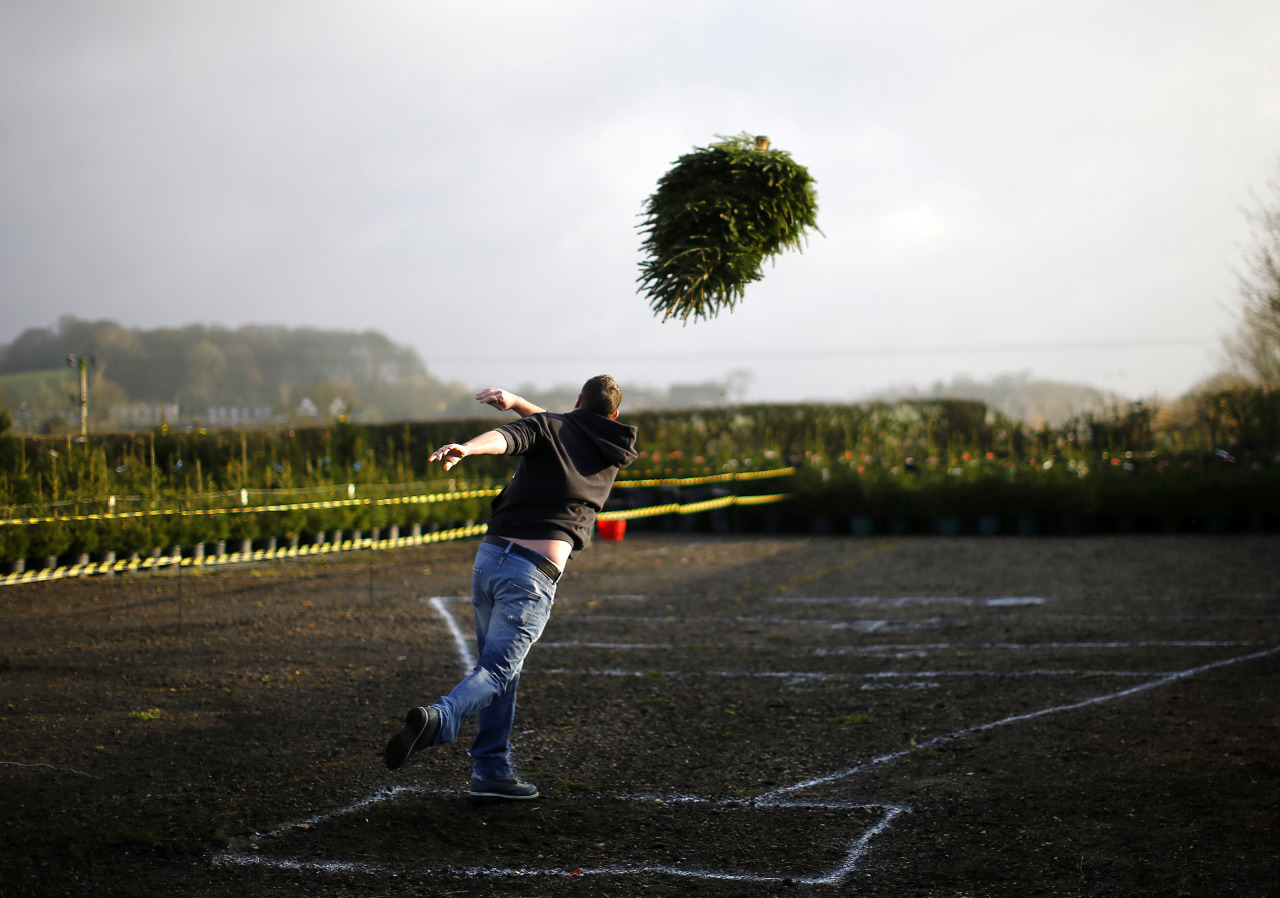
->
xmin=867 ymin=372 xmax=1110 ymax=428
xmin=1223 ymin=161 xmax=1280 ymax=387
xmin=0 ymin=317 xmax=476 ymax=430
xmin=1158 ymin=156 xmax=1280 ymax=459
xmin=0 ymin=319 xmax=765 ymax=434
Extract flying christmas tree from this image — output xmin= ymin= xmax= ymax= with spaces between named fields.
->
xmin=638 ymin=133 xmax=819 ymax=324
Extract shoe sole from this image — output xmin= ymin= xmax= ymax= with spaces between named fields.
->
xmin=469 ymin=788 xmax=540 ymax=800
xmin=384 ymin=707 xmax=431 ymax=771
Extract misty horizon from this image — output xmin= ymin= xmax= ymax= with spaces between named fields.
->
xmin=2 ymin=3 xmax=1276 ymax=405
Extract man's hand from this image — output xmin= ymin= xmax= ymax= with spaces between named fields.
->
xmin=476 ymin=387 xmax=518 ymax=411
xmin=428 ymin=442 xmax=469 ymax=472
xmin=428 ymin=430 xmax=509 ymax=470
xmin=476 ymin=388 xmax=545 ymax=418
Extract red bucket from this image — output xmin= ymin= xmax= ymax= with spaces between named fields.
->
xmin=596 ymin=518 xmax=627 ymax=542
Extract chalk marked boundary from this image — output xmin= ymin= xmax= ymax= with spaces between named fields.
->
xmin=209 ymin=595 xmax=1278 ymax=886
xmin=213 ymin=787 xmax=910 ymax=886
xmin=762 ymin=642 xmax=1280 ymax=801
xmin=428 ymin=596 xmax=474 ymax=671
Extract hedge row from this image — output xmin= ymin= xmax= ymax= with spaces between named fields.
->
xmin=3 ymin=394 xmax=1278 ymax=566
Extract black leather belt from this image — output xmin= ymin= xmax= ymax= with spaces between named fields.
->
xmin=482 ymin=535 xmax=562 ymax=583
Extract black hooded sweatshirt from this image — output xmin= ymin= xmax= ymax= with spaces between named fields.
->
xmin=488 ymin=408 xmax=639 ymax=553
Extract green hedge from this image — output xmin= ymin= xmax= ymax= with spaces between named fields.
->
xmin=790 ymin=455 xmax=1279 ymax=534
xmin=2 ymin=393 xmax=1278 ymax=562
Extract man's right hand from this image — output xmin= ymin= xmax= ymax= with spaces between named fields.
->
xmin=428 ymin=443 xmax=469 ymax=471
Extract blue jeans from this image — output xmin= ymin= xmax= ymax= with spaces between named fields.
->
xmin=430 ymin=540 xmax=557 ymax=781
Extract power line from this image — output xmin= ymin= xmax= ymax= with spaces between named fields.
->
xmin=430 ymin=337 xmax=1215 ymax=364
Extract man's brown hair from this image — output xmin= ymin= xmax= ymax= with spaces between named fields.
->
xmin=580 ymin=374 xmax=622 ymax=418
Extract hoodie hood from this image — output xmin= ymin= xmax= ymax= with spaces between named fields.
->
xmin=488 ymin=407 xmax=641 ymax=553
xmin=563 ymin=408 xmax=639 ymax=469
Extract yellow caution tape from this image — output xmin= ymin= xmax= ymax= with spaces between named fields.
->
xmin=0 ymin=467 xmax=795 ymax=526
xmin=0 ymin=522 xmax=490 ymax=586
xmin=614 ymin=466 xmax=795 ymax=488
xmin=0 ymin=473 xmax=798 ymax=586
xmin=598 ymin=492 xmax=790 ymax=521
xmin=0 ymin=488 xmax=504 ymax=527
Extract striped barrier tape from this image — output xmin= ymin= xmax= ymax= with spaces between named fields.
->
xmin=613 ymin=466 xmax=795 ymax=488
xmin=0 ymin=490 xmax=793 ymax=587
xmin=0 ymin=467 xmax=795 ymax=527
xmin=0 ymin=488 xmax=504 ymax=527
xmin=0 ymin=523 xmax=490 ymax=587
xmin=599 ymin=492 xmax=790 ymax=521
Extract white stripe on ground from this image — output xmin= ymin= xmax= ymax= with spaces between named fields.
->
xmin=428 ymin=596 xmax=474 ymax=671
xmin=217 ymin=597 xmax=1271 ymax=885
xmin=530 ymin=667 xmax=1159 ymax=680
xmin=758 ymin=642 xmax=1280 ymax=802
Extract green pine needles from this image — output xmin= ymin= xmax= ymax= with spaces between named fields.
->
xmin=638 ymin=133 xmax=819 ymax=324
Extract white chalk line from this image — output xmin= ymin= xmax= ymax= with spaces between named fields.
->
xmin=563 ymin=593 xmax=1280 ymax=605
xmin=769 ymin=595 xmax=1062 ymax=607
xmin=452 ymin=592 xmax=1280 ymax=605
xmin=760 ymin=642 xmax=1280 ymax=802
xmin=0 ymin=760 xmax=100 ymax=779
xmin=435 ymin=593 xmax=1278 ymax=625
xmin=541 ymin=641 xmax=675 ymax=649
xmin=753 ymin=613 xmax=1280 ymax=626
xmin=432 ymin=594 xmax=1275 ymax=850
xmin=426 ymin=598 xmax=1251 ymax=654
xmin=529 ymin=666 xmax=1162 ymax=682
xmin=443 ymin=598 xmax=1237 ymax=683
xmin=247 ymin=784 xmax=432 ymax=842
xmin=214 ymin=784 xmax=909 ymax=885
xmin=541 ymin=611 xmax=1278 ymax=628
xmin=774 ymin=594 xmax=1280 ymax=606
xmin=212 ymin=598 xmax=913 ymax=885
xmin=1011 ymin=613 xmax=1280 ymax=622
xmin=803 ymin=640 xmax=1258 ymax=652
xmin=215 ymin=853 xmax=384 ymax=875
xmin=427 ymin=596 xmax=474 ymax=671
xmin=536 ymin=639 xmax=1257 ymax=653
xmin=216 ymin=595 xmax=1274 ymax=886
xmin=559 ymin=612 xmax=942 ymax=630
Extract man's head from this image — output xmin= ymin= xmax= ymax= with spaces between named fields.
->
xmin=577 ymin=374 xmax=622 ymax=419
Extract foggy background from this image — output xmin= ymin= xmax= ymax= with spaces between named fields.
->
xmin=3 ymin=1 xmax=1278 ymax=404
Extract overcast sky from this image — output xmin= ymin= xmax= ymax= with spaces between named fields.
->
xmin=2 ymin=1 xmax=1278 ymax=403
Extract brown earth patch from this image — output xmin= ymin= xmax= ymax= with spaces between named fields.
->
xmin=1 ymin=534 xmax=1277 ymax=896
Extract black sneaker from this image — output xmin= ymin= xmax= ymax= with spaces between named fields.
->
xmin=469 ymin=777 xmax=540 ymax=800
xmin=384 ymin=706 xmax=441 ymax=771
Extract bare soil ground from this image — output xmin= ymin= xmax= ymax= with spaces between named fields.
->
xmin=2 ymin=534 xmax=1278 ymax=897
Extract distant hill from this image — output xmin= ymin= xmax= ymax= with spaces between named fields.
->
xmin=865 ymin=372 xmax=1112 ymax=427
xmin=1 ymin=321 xmax=1125 ymax=434
xmin=0 ymin=317 xmax=474 ymax=431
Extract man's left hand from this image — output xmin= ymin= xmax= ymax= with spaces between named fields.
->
xmin=476 ymin=387 xmax=517 ymax=411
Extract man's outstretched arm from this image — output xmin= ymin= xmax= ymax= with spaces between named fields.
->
xmin=475 ymin=387 xmax=544 ymax=418
xmin=428 ymin=430 xmax=508 ymax=472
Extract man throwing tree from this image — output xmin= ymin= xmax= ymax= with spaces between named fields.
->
xmin=384 ymin=375 xmax=639 ymax=799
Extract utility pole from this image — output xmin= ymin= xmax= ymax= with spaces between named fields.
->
xmin=66 ymin=354 xmax=97 ymax=438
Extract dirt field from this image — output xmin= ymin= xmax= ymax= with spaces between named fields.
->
xmin=2 ymin=534 xmax=1278 ymax=897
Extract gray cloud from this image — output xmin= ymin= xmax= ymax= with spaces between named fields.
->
xmin=2 ymin=0 xmax=1277 ymax=402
